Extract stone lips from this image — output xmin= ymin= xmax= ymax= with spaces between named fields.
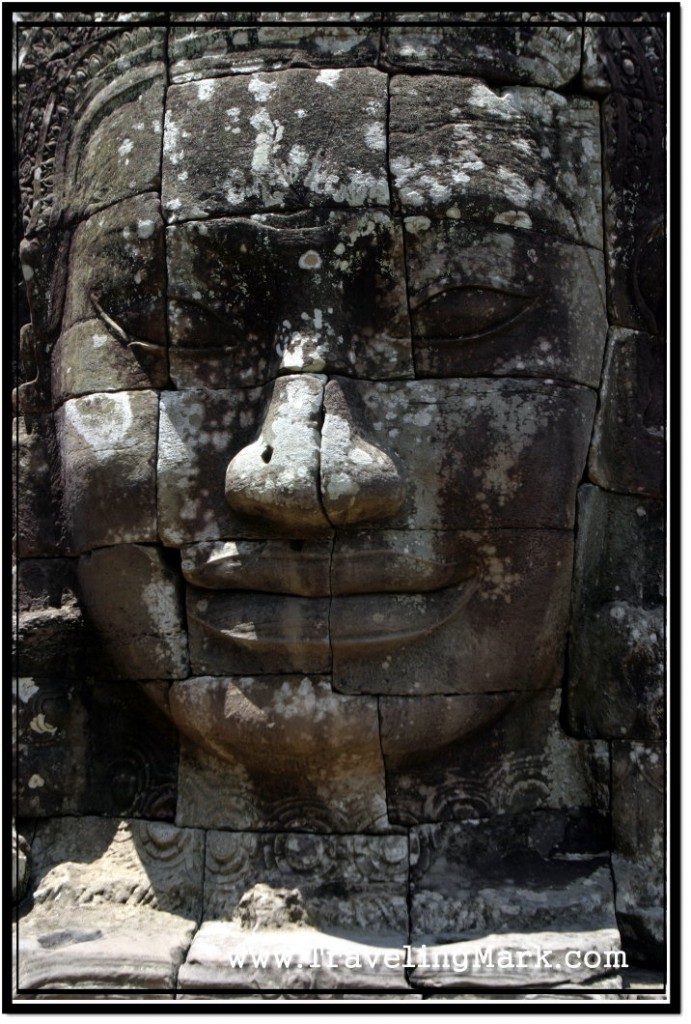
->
xmin=181 ymin=536 xmax=478 ymax=595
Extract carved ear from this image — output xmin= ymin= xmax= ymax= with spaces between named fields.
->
xmin=13 ymin=323 xmax=41 ymax=415
xmin=16 ymin=230 xmax=71 ymax=412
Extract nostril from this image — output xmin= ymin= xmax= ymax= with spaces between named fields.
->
xmin=261 ymin=445 xmax=273 ymax=464
xmin=289 ymin=540 xmax=304 ymax=552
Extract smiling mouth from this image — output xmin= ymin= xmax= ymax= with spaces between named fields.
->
xmin=183 ymin=539 xmax=480 ymax=657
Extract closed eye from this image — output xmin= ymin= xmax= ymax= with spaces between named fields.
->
xmin=412 ymin=285 xmax=538 ymax=341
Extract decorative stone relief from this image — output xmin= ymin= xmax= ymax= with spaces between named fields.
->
xmin=582 ymin=16 xmax=666 ymax=336
xmin=381 ymin=690 xmax=610 ymax=825
xmin=14 ymin=677 xmax=87 ymax=818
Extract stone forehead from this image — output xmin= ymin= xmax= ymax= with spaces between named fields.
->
xmin=61 ymin=66 xmax=601 ymax=248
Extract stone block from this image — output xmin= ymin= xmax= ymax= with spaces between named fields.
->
xmin=382 ymin=15 xmax=582 ymax=89
xmin=166 ymin=210 xmax=413 ymax=388
xmin=170 ymin=18 xmax=380 ymax=83
xmin=61 ymin=64 xmax=166 ymax=224
xmin=567 ymin=605 xmax=664 ymax=742
xmin=390 ymin=77 xmax=602 ymax=249
xmin=15 ymin=559 xmax=83 ymax=677
xmin=77 ymin=544 xmax=189 ymax=680
xmin=162 ymin=68 xmax=389 ymax=220
xmin=328 ymin=378 xmax=596 ymax=531
xmin=56 ymin=391 xmax=159 ymax=553
xmin=569 ymin=486 xmax=664 ymax=608
xmin=202 ymin=831 xmax=409 ymax=935
xmin=408 ymin=929 xmax=623 ymax=990
xmin=332 ymin=529 xmax=573 ymax=697
xmin=404 ymin=218 xmax=607 ymax=388
xmin=13 ymin=826 xmax=31 ymax=904
xmin=408 ymin=812 xmax=621 ymax=987
xmin=171 ymin=675 xmax=389 ymax=832
xmin=157 ymin=386 xmax=269 ymax=545
xmin=18 ymin=814 xmax=204 ymax=992
xmin=179 ymin=924 xmax=408 ymax=992
xmin=588 ymin=328 xmax=665 ymax=498
xmin=611 ymin=741 xmax=665 ymax=963
xmin=14 ymin=414 xmax=63 ymax=557
xmin=381 ymin=690 xmax=610 ymax=825
xmin=566 ymin=487 xmax=664 ymax=740
xmin=27 ymin=816 xmax=204 ymax=919
xmin=53 ymin=195 xmax=168 ymax=402
xmin=80 ymin=682 xmax=179 ymax=821
xmin=13 ymin=678 xmax=87 ymax=818
xmin=16 ymin=908 xmax=196 ymax=993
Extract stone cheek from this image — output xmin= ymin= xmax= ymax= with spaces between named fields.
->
xmin=332 ymin=529 xmax=574 ymax=698
xmin=157 ymin=386 xmax=272 ymax=546
xmin=56 ymin=391 xmax=159 ymax=554
xmin=405 ymin=220 xmax=607 ymax=388
xmin=348 ymin=379 xmax=596 ymax=531
xmin=162 ymin=68 xmax=389 ymax=220
xmin=389 ymin=77 xmax=603 ymax=250
xmin=77 ymin=545 xmax=189 ymax=681
xmin=166 ymin=211 xmax=413 ymax=388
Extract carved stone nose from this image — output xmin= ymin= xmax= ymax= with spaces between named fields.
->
xmin=224 ymin=375 xmax=405 ymax=531
xmin=320 ymin=378 xmax=405 ymax=527
xmin=225 ymin=375 xmax=330 ymax=531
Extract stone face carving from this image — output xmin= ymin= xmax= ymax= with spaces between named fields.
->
xmin=13 ymin=11 xmax=667 ymax=1000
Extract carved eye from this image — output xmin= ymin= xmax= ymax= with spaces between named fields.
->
xmin=413 ymin=286 xmax=536 ymax=340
